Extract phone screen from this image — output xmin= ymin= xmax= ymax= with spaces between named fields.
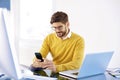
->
xmin=35 ymin=52 xmax=44 ymax=62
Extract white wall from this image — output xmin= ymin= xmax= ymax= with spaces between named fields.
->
xmin=19 ymin=0 xmax=53 ymax=66
xmin=53 ymin=0 xmax=120 ymax=68
xmin=19 ymin=39 xmax=43 ymax=66
xmin=15 ymin=0 xmax=120 ymax=68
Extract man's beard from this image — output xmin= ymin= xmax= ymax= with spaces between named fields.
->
xmin=56 ymin=31 xmax=66 ymax=38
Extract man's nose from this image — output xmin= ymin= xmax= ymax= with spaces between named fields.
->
xmin=55 ymin=28 xmax=61 ymax=32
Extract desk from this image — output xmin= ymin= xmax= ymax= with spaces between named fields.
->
xmin=0 ymin=69 xmax=119 ymax=80
xmin=32 ymin=70 xmax=119 ymax=80
xmin=59 ymin=72 xmax=119 ymax=80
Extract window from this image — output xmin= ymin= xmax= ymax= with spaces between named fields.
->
xmin=20 ymin=0 xmax=53 ymax=40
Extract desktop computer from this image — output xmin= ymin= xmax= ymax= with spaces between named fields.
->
xmin=0 ymin=8 xmax=57 ymax=80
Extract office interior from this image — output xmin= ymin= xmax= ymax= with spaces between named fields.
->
xmin=0 ymin=0 xmax=120 ymax=70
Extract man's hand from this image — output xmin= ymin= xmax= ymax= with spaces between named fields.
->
xmin=43 ymin=59 xmax=56 ymax=72
xmin=32 ymin=58 xmax=43 ymax=68
xmin=32 ymin=58 xmax=56 ymax=72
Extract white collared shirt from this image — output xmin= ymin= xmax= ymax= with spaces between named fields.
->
xmin=54 ymin=29 xmax=72 ymax=40
xmin=62 ymin=30 xmax=72 ymax=40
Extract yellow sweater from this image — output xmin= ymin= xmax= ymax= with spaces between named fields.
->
xmin=40 ymin=32 xmax=85 ymax=72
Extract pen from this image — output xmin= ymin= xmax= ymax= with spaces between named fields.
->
xmin=108 ymin=72 xmax=116 ymax=77
xmin=108 ymin=72 xmax=120 ymax=78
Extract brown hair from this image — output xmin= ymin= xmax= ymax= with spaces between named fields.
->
xmin=50 ymin=11 xmax=68 ymax=24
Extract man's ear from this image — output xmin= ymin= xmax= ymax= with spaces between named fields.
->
xmin=66 ymin=21 xmax=70 ymax=27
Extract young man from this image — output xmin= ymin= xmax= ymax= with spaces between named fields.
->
xmin=31 ymin=11 xmax=85 ymax=73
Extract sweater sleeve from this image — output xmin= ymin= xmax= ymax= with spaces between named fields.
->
xmin=56 ymin=38 xmax=85 ymax=72
xmin=39 ymin=36 xmax=50 ymax=58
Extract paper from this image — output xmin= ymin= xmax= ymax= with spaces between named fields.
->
xmin=23 ymin=74 xmax=57 ymax=80
xmin=106 ymin=68 xmax=120 ymax=78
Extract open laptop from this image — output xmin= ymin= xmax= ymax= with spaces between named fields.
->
xmin=59 ymin=51 xmax=114 ymax=79
xmin=0 ymin=9 xmax=57 ymax=80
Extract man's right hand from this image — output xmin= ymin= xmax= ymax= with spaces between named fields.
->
xmin=31 ymin=58 xmax=44 ymax=68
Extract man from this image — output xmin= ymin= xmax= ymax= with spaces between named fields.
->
xmin=31 ymin=11 xmax=85 ymax=73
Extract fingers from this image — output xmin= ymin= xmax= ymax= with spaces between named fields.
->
xmin=32 ymin=58 xmax=49 ymax=68
xmin=41 ymin=59 xmax=52 ymax=67
xmin=32 ymin=58 xmax=43 ymax=68
xmin=32 ymin=58 xmax=56 ymax=72
xmin=42 ymin=59 xmax=56 ymax=72
xmin=34 ymin=58 xmax=42 ymax=62
xmin=46 ymin=64 xmax=56 ymax=72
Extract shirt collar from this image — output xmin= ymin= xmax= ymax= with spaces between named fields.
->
xmin=62 ymin=30 xmax=71 ymax=40
xmin=54 ymin=29 xmax=72 ymax=40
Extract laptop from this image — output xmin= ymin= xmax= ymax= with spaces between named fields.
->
xmin=59 ymin=51 xmax=114 ymax=79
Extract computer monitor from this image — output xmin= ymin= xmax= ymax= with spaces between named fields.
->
xmin=0 ymin=8 xmax=22 ymax=80
xmin=0 ymin=9 xmax=57 ymax=80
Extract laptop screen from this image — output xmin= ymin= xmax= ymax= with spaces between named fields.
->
xmin=78 ymin=51 xmax=113 ymax=78
xmin=59 ymin=51 xmax=114 ymax=79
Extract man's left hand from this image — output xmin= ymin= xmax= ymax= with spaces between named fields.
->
xmin=42 ymin=59 xmax=56 ymax=72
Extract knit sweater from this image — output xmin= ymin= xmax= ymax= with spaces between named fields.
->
xmin=40 ymin=32 xmax=85 ymax=72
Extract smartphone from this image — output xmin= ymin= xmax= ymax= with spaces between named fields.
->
xmin=35 ymin=52 xmax=44 ymax=62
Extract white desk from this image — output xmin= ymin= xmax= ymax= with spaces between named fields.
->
xmin=60 ymin=72 xmax=120 ymax=80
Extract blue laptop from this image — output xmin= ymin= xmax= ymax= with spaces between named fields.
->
xmin=59 ymin=51 xmax=114 ymax=79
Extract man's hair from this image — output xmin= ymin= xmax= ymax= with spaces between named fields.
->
xmin=50 ymin=11 xmax=68 ymax=24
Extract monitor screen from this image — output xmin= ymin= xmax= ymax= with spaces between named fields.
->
xmin=0 ymin=9 xmax=57 ymax=80
xmin=0 ymin=8 xmax=22 ymax=80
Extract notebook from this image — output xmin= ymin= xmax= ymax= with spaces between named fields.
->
xmin=59 ymin=51 xmax=114 ymax=79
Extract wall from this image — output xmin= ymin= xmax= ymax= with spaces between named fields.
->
xmin=19 ymin=39 xmax=43 ymax=66
xmin=13 ymin=0 xmax=120 ymax=68
xmin=53 ymin=0 xmax=120 ymax=68
xmin=18 ymin=0 xmax=53 ymax=66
